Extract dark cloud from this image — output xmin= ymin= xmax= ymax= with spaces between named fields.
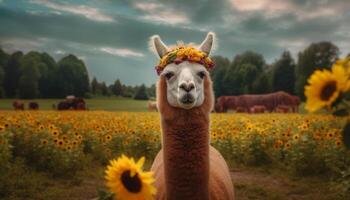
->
xmin=0 ymin=0 xmax=349 ymax=85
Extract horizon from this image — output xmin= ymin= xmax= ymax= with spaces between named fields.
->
xmin=0 ymin=0 xmax=349 ymax=86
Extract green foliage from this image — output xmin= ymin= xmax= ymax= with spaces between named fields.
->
xmin=295 ymin=42 xmax=339 ymax=100
xmin=3 ymin=51 xmax=22 ymax=98
xmin=111 ymin=79 xmax=123 ymax=96
xmin=134 ymin=84 xmax=149 ymax=100
xmin=18 ymin=52 xmax=42 ymax=98
xmin=252 ymin=72 xmax=271 ymax=94
xmin=57 ymin=55 xmax=90 ymax=97
xmin=223 ymin=51 xmax=268 ymax=95
xmin=211 ymin=56 xmax=230 ymax=97
xmin=91 ymin=77 xmax=99 ymax=95
xmin=271 ymin=51 xmax=296 ymax=94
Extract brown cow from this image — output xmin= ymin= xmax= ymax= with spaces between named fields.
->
xmin=28 ymin=102 xmax=39 ymax=110
xmin=236 ymin=106 xmax=246 ymax=113
xmin=215 ymin=96 xmax=237 ymax=113
xmin=13 ymin=100 xmax=24 ymax=110
xmin=215 ymin=91 xmax=298 ymax=113
xmin=148 ymin=101 xmax=158 ymax=112
xmin=250 ymin=105 xmax=266 ymax=113
xmin=275 ymin=105 xmax=290 ymax=113
xmin=291 ymin=96 xmax=300 ymax=112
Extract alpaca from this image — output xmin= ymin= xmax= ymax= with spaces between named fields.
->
xmin=150 ymin=32 xmax=234 ymax=200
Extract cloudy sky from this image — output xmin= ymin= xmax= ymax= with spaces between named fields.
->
xmin=0 ymin=0 xmax=349 ymax=86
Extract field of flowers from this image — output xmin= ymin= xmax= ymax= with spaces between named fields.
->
xmin=1 ymin=111 xmax=350 ymax=197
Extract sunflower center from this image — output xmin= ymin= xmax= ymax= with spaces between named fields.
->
xmin=320 ymin=81 xmax=337 ymax=101
xmin=121 ymin=170 xmax=142 ymax=193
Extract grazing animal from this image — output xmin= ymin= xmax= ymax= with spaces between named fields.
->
xmin=12 ymin=100 xmax=24 ymax=110
xmin=250 ymin=105 xmax=266 ymax=113
xmin=57 ymin=97 xmax=86 ymax=110
xmin=275 ymin=105 xmax=290 ymax=113
xmin=150 ymin=32 xmax=234 ymax=200
xmin=235 ymin=106 xmax=246 ymax=113
xmin=216 ymin=91 xmax=298 ymax=113
xmin=215 ymin=96 xmax=237 ymax=113
xmin=28 ymin=102 xmax=39 ymax=110
xmin=148 ymin=101 xmax=158 ymax=112
xmin=291 ymin=95 xmax=301 ymax=112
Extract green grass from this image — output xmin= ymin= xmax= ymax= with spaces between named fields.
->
xmin=0 ymin=97 xmax=150 ymax=112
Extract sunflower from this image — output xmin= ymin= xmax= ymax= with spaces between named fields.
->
xmin=105 ymin=155 xmax=156 ymax=200
xmin=305 ymin=64 xmax=350 ymax=112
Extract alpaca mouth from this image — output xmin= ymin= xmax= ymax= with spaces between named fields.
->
xmin=180 ymin=94 xmax=195 ymax=104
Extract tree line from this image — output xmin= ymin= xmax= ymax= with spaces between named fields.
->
xmin=0 ymin=48 xmax=155 ymax=100
xmin=211 ymin=41 xmax=346 ymax=100
xmin=0 ymin=41 xmax=347 ymax=100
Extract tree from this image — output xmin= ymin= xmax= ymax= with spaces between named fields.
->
xmin=91 ymin=77 xmax=99 ymax=95
xmin=101 ymin=82 xmax=109 ymax=96
xmin=39 ymin=52 xmax=58 ymax=98
xmin=112 ymin=79 xmax=123 ymax=96
xmin=147 ymin=84 xmax=156 ymax=98
xmin=295 ymin=42 xmax=339 ymax=99
xmin=211 ymin=56 xmax=230 ymax=97
xmin=57 ymin=55 xmax=90 ymax=97
xmin=271 ymin=51 xmax=296 ymax=94
xmin=252 ymin=73 xmax=271 ymax=94
xmin=18 ymin=53 xmax=41 ymax=98
xmin=223 ymin=51 xmax=266 ymax=95
xmin=0 ymin=48 xmax=9 ymax=98
xmin=134 ymin=84 xmax=149 ymax=100
xmin=0 ymin=66 xmax=4 ymax=98
xmin=4 ymin=51 xmax=23 ymax=97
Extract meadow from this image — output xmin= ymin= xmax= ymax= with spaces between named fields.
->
xmin=1 ymin=110 xmax=350 ymax=200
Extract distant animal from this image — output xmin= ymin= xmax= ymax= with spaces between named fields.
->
xmin=150 ymin=32 xmax=234 ymax=200
xmin=291 ymin=96 xmax=301 ymax=112
xmin=12 ymin=100 xmax=24 ymax=110
xmin=28 ymin=102 xmax=39 ymax=110
xmin=275 ymin=105 xmax=290 ymax=113
xmin=236 ymin=106 xmax=246 ymax=113
xmin=57 ymin=97 xmax=86 ymax=110
xmin=250 ymin=105 xmax=266 ymax=113
xmin=148 ymin=101 xmax=158 ymax=112
xmin=216 ymin=91 xmax=299 ymax=113
xmin=215 ymin=96 xmax=237 ymax=113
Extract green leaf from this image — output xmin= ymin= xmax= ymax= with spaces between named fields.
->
xmin=333 ymin=109 xmax=349 ymax=117
xmin=342 ymin=122 xmax=350 ymax=150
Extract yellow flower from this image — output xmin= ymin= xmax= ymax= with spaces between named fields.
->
xmin=105 ymin=155 xmax=156 ymax=200
xmin=334 ymin=56 xmax=350 ymax=74
xmin=304 ymin=64 xmax=350 ymax=112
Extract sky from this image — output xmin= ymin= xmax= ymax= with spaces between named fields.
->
xmin=0 ymin=0 xmax=349 ymax=86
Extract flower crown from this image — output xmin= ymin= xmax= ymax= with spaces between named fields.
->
xmin=155 ymin=46 xmax=215 ymax=75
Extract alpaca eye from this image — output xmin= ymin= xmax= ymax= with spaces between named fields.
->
xmin=197 ymin=71 xmax=206 ymax=79
xmin=164 ymin=72 xmax=174 ymax=80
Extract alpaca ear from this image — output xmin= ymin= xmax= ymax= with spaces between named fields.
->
xmin=149 ymin=35 xmax=169 ymax=58
xmin=199 ymin=32 xmax=216 ymax=56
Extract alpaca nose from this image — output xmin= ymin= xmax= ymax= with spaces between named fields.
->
xmin=179 ymin=82 xmax=195 ymax=92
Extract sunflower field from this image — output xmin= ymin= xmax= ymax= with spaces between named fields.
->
xmin=1 ymin=111 xmax=350 ymax=198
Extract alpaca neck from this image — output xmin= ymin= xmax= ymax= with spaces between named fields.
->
xmin=161 ymin=109 xmax=210 ymax=200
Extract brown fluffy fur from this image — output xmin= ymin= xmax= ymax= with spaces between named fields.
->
xmin=151 ymin=75 xmax=234 ymax=200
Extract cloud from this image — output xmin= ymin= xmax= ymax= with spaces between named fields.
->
xmin=30 ymin=0 xmax=114 ymax=22
xmin=231 ymin=0 xmax=292 ymax=12
xmin=0 ymin=37 xmax=46 ymax=53
xmin=99 ymin=47 xmax=144 ymax=57
xmin=54 ymin=50 xmax=65 ymax=55
xmin=133 ymin=2 xmax=190 ymax=25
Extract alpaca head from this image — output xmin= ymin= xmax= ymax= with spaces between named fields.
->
xmin=150 ymin=32 xmax=216 ymax=110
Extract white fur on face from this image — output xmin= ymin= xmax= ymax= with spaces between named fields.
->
xmin=150 ymin=32 xmax=216 ymax=109
xmin=161 ymin=62 xmax=208 ymax=109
